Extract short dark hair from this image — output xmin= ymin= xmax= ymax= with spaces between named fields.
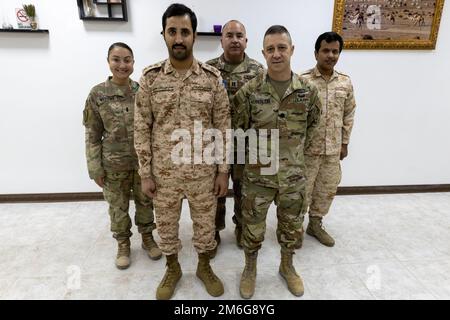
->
xmin=315 ymin=32 xmax=343 ymax=53
xmin=162 ymin=3 xmax=197 ymax=33
xmin=107 ymin=42 xmax=133 ymax=59
xmin=264 ymin=25 xmax=292 ymax=43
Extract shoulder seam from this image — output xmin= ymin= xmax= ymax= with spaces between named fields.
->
xmin=143 ymin=61 xmax=164 ymax=75
xmin=300 ymin=69 xmax=313 ymax=75
xmin=200 ymin=62 xmax=221 ymax=77
xmin=205 ymin=57 xmax=219 ymax=65
xmin=336 ymin=70 xmax=350 ymax=77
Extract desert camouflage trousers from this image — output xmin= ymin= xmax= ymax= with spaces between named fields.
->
xmin=305 ymin=154 xmax=341 ymax=217
xmin=241 ymin=177 xmax=307 ymax=254
xmin=103 ymin=170 xmax=156 ymax=240
xmin=153 ymin=175 xmax=217 ymax=255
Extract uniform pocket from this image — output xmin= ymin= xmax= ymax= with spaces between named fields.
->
xmin=189 ymin=89 xmax=213 ymax=104
xmin=335 ymin=90 xmax=347 ymax=107
xmin=286 ymin=110 xmax=307 ymax=131
xmin=188 ymin=89 xmax=213 ymax=120
xmin=330 ymin=90 xmax=346 ymax=119
xmin=153 ymin=90 xmax=176 ymax=105
xmin=110 ymin=99 xmax=126 ymax=115
xmin=152 ymin=89 xmax=177 ymax=123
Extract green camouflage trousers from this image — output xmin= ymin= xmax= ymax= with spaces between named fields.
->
xmin=241 ymin=178 xmax=307 ymax=253
xmin=215 ymin=164 xmax=244 ymax=230
xmin=103 ymin=170 xmax=156 ymax=240
xmin=305 ymin=154 xmax=341 ymax=217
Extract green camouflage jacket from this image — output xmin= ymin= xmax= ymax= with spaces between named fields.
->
xmin=232 ymin=71 xmax=321 ymax=188
xmin=206 ymin=53 xmax=264 ymax=100
xmin=83 ymin=77 xmax=139 ymax=179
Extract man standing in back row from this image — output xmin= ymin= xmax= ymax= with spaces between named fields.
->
xmin=299 ymin=32 xmax=356 ymax=248
xmin=206 ymin=20 xmax=264 ymax=255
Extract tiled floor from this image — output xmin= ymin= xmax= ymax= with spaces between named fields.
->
xmin=0 ymin=193 xmax=449 ymax=300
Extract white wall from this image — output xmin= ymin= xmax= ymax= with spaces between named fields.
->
xmin=1 ymin=0 xmax=449 ymax=194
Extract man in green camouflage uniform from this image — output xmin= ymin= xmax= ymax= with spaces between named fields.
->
xmin=134 ymin=4 xmax=230 ymax=300
xmin=299 ymin=32 xmax=356 ymax=247
xmin=206 ymin=20 xmax=264 ymax=253
xmin=83 ymin=74 xmax=162 ymax=270
xmin=233 ymin=25 xmax=321 ymax=299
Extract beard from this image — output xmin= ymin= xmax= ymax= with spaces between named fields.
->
xmin=170 ymin=44 xmax=192 ymax=61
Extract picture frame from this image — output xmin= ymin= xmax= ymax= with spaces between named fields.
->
xmin=332 ymin=0 xmax=445 ymax=49
xmin=93 ymin=0 xmax=122 ymax=3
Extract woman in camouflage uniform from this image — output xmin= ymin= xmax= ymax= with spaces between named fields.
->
xmin=83 ymin=43 xmax=162 ymax=269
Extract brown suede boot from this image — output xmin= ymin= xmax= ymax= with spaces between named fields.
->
xmin=115 ymin=238 xmax=130 ymax=270
xmin=196 ymin=252 xmax=224 ymax=297
xmin=239 ymin=251 xmax=257 ymax=299
xmin=279 ymin=251 xmax=304 ymax=296
xmin=141 ymin=232 xmax=162 ymax=260
xmin=306 ymin=216 xmax=335 ymax=247
xmin=156 ymin=254 xmax=182 ymax=300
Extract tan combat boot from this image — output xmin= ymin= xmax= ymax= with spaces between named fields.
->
xmin=115 ymin=238 xmax=131 ymax=270
xmin=306 ymin=216 xmax=335 ymax=247
xmin=239 ymin=251 xmax=257 ymax=299
xmin=196 ymin=252 xmax=224 ymax=297
xmin=279 ymin=251 xmax=304 ymax=296
xmin=141 ymin=232 xmax=162 ymax=260
xmin=156 ymin=254 xmax=182 ymax=300
xmin=235 ymin=225 xmax=243 ymax=249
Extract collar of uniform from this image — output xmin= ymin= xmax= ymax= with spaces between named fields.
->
xmin=163 ymin=58 xmax=201 ymax=76
xmin=262 ymin=71 xmax=304 ymax=101
xmin=261 ymin=70 xmax=291 ymax=101
xmin=219 ymin=53 xmax=249 ymax=73
xmin=105 ymin=76 xmax=129 ymax=97
xmin=289 ymin=73 xmax=306 ymax=93
xmin=278 ymin=72 xmax=303 ymax=100
xmin=215 ymin=54 xmax=227 ymax=70
xmin=261 ymin=70 xmax=274 ymax=95
xmin=313 ymin=66 xmax=339 ymax=81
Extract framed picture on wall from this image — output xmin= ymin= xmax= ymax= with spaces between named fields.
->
xmin=93 ymin=0 xmax=122 ymax=3
xmin=332 ymin=0 xmax=445 ymax=49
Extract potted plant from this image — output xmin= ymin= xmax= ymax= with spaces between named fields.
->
xmin=22 ymin=4 xmax=37 ymax=30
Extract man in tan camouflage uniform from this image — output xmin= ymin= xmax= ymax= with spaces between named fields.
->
xmin=206 ymin=20 xmax=264 ymax=254
xmin=134 ymin=4 xmax=230 ymax=300
xmin=233 ymin=25 xmax=321 ymax=299
xmin=83 ymin=43 xmax=162 ymax=271
xmin=300 ymin=32 xmax=356 ymax=248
